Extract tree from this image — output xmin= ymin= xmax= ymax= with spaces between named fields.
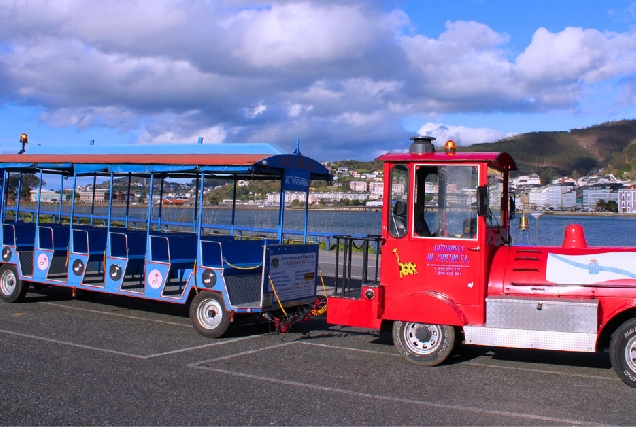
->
xmin=207 ymin=194 xmax=221 ymax=205
xmin=539 ymin=168 xmax=555 ymax=186
xmin=5 ymin=173 xmax=43 ymax=200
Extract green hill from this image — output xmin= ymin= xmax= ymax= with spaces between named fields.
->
xmin=464 ymin=119 xmax=636 ymax=181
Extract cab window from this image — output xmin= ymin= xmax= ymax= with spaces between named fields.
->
xmin=388 ymin=165 xmax=408 ymax=238
xmin=487 ymin=167 xmax=504 ymax=228
xmin=414 ymin=164 xmax=478 ymax=239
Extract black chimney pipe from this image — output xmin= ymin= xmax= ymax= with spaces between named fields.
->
xmin=409 ymin=136 xmax=436 ymax=154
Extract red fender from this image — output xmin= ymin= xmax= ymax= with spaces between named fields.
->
xmin=383 ymin=291 xmax=467 ymax=326
xmin=598 ymin=300 xmax=636 ymax=339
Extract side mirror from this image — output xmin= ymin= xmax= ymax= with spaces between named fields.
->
xmin=477 ymin=186 xmax=488 ymax=217
xmin=508 ymin=193 xmax=516 ymax=220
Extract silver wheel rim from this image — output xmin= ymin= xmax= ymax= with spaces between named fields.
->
xmin=0 ymin=270 xmax=16 ymax=297
xmin=402 ymin=322 xmax=442 ymax=355
xmin=625 ymin=335 xmax=636 ymax=372
xmin=196 ymin=297 xmax=223 ymax=330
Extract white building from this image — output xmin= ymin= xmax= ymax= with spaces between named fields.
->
xmin=578 ymin=186 xmax=619 ymax=211
xmin=349 ymin=181 xmax=368 ymax=192
xmin=528 ymin=187 xmax=548 ymax=209
xmin=511 ymin=174 xmax=541 ymax=189
xmin=369 ymin=182 xmax=383 ymax=195
xmin=546 ymin=185 xmax=576 ymax=210
xmin=618 ymin=188 xmax=636 ymax=213
xmin=30 ymin=190 xmax=61 ymax=203
xmin=77 ymin=188 xmax=110 ymax=203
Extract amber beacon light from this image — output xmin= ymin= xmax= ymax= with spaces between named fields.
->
xmin=19 ymin=133 xmax=28 ymax=154
xmin=445 ymin=139 xmax=456 ymax=154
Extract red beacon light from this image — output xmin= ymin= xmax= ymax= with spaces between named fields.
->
xmin=445 ymin=139 xmax=456 ymax=154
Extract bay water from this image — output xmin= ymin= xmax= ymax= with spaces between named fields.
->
xmin=41 ymin=205 xmax=636 ymax=246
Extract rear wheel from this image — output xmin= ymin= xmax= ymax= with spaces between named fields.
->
xmin=392 ymin=321 xmax=456 ymax=366
xmin=189 ymin=291 xmax=230 ymax=338
xmin=0 ymin=264 xmax=29 ymax=303
xmin=610 ymin=318 xmax=636 ymax=387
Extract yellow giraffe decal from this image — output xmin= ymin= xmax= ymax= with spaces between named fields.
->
xmin=393 ymin=248 xmax=417 ymax=278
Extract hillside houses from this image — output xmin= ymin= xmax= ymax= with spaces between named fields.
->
xmin=512 ymin=174 xmax=636 ymax=212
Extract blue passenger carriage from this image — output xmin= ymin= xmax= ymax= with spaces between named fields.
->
xmin=0 ymin=138 xmax=331 ymax=337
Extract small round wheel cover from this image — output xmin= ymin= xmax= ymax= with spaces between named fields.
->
xmin=393 ymin=321 xmax=456 ymax=366
xmin=610 ymin=318 xmax=636 ymax=387
xmin=72 ymin=259 xmax=85 ymax=276
xmin=1 ymin=247 xmax=11 ymax=262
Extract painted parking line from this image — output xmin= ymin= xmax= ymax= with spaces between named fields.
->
xmin=188 ymin=341 xmax=596 ymax=426
xmin=298 ymin=341 xmax=399 ymax=356
xmin=0 ymin=328 xmax=262 ymax=359
xmin=464 ymin=361 xmax=617 ymax=382
xmin=193 ymin=340 xmax=616 ymax=383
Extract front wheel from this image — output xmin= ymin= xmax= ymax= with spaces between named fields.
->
xmin=0 ymin=264 xmax=29 ymax=303
xmin=189 ymin=291 xmax=230 ymax=338
xmin=392 ymin=321 xmax=456 ymax=366
xmin=609 ymin=318 xmax=636 ymax=387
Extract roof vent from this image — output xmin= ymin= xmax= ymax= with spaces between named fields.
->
xmin=409 ymin=136 xmax=436 ymax=154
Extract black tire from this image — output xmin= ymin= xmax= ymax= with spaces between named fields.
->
xmin=189 ymin=291 xmax=230 ymax=338
xmin=609 ymin=318 xmax=636 ymax=387
xmin=392 ymin=320 xmax=456 ymax=366
xmin=0 ymin=264 xmax=29 ymax=303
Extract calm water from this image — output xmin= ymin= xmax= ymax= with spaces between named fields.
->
xmin=509 ymin=214 xmax=636 ymax=247
xmin=29 ymin=205 xmax=636 ymax=246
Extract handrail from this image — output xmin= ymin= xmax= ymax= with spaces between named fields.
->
xmin=7 ymin=208 xmax=377 ymax=251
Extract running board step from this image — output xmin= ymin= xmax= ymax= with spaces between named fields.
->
xmin=463 ymin=325 xmax=596 ymax=352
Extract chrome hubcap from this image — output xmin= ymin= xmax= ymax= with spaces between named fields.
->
xmin=403 ymin=323 xmax=442 ymax=355
xmin=197 ymin=297 xmax=223 ymax=330
xmin=0 ymin=270 xmax=16 ymax=296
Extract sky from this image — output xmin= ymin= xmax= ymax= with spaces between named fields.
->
xmin=1 ymin=0 xmax=636 ymax=161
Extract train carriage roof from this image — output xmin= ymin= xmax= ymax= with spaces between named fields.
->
xmin=0 ymin=142 xmax=332 ymax=180
xmin=377 ymin=151 xmax=517 ymax=171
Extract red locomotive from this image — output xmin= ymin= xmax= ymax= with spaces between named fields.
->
xmin=327 ymin=136 xmax=636 ymax=387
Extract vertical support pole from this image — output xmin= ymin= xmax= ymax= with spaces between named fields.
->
xmin=36 ymin=169 xmax=43 ymax=226
xmin=146 ymin=174 xmax=154 ymax=232
xmin=362 ymin=239 xmax=369 ymax=284
xmin=57 ymin=174 xmax=64 ymax=223
xmin=231 ymin=179 xmax=237 ymax=237
xmin=277 ymin=180 xmax=285 ymax=242
xmin=124 ymin=173 xmax=132 ymax=228
xmin=90 ymin=175 xmax=97 ymax=226
xmin=1 ymin=169 xmax=7 ymax=222
xmin=334 ymin=236 xmax=340 ymax=294
xmin=70 ymin=173 xmax=77 ymax=234
xmin=107 ymin=172 xmax=114 ymax=231
xmin=374 ymin=237 xmax=380 ymax=283
xmin=158 ymin=177 xmax=164 ymax=231
xmin=194 ymin=174 xmax=200 ymax=233
xmin=196 ymin=172 xmax=205 ymax=238
xmin=346 ymin=238 xmax=353 ymax=292
xmin=303 ymin=189 xmax=309 ymax=243
xmin=15 ymin=172 xmax=22 ymax=222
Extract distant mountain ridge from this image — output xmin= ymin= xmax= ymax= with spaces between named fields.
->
xmin=464 ymin=119 xmax=636 ymax=178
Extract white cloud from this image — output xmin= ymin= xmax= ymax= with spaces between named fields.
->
xmin=0 ymin=2 xmax=635 ymax=159
xmin=417 ymin=123 xmax=505 ymax=146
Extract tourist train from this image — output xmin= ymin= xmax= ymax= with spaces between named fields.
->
xmin=4 ymin=134 xmax=636 ymax=387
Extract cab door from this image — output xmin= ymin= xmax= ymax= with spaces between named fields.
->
xmin=382 ymin=163 xmax=486 ymax=325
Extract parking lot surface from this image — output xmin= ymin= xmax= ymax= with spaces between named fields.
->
xmin=1 ymin=266 xmax=635 ymax=425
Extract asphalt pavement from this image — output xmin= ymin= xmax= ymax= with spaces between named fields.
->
xmin=1 ymin=253 xmax=635 ymax=425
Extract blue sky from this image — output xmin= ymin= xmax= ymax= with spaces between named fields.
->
xmin=1 ymin=0 xmax=636 ymax=161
